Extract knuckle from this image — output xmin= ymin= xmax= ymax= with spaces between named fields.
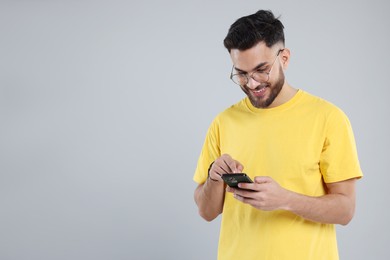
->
xmin=222 ymin=154 xmax=232 ymax=161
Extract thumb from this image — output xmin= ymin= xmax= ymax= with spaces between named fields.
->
xmin=254 ymin=176 xmax=272 ymax=184
xmin=231 ymin=161 xmax=244 ymax=173
xmin=236 ymin=163 xmax=244 ymax=173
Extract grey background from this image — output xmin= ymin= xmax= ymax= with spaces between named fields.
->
xmin=1 ymin=0 xmax=389 ymax=259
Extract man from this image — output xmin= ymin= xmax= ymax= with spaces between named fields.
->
xmin=193 ymin=10 xmax=363 ymax=260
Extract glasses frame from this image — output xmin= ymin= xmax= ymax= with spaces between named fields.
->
xmin=230 ymin=49 xmax=284 ymax=86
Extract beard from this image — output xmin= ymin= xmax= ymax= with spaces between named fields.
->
xmin=240 ymin=66 xmax=285 ymax=108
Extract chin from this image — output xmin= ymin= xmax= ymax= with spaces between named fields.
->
xmin=249 ymin=94 xmax=273 ymax=108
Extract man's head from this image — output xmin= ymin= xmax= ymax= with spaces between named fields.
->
xmin=223 ymin=10 xmax=290 ymax=109
xmin=223 ymin=10 xmax=285 ymax=52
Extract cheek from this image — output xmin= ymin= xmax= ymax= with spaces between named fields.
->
xmin=274 ymin=65 xmax=285 ymax=80
xmin=239 ymin=85 xmax=249 ymax=94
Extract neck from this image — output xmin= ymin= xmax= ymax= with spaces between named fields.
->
xmin=268 ymin=82 xmax=297 ymax=108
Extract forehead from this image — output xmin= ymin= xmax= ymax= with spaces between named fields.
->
xmin=230 ymin=42 xmax=276 ymax=72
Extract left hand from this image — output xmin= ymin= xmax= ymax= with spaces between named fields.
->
xmin=226 ymin=176 xmax=291 ymax=211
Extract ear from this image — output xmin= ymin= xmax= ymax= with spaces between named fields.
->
xmin=280 ymin=48 xmax=291 ymax=70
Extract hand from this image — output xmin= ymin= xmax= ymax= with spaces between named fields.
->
xmin=208 ymin=154 xmax=244 ymax=182
xmin=226 ymin=176 xmax=290 ymax=211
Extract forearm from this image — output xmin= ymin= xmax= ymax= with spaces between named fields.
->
xmin=194 ymin=154 xmax=245 ymax=221
xmin=194 ymin=179 xmax=225 ymax=222
xmin=284 ymin=191 xmax=355 ymax=225
xmin=230 ymin=177 xmax=358 ymax=225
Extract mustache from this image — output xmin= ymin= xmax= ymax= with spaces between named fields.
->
xmin=244 ymin=83 xmax=270 ymax=91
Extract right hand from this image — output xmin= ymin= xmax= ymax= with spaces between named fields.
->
xmin=209 ymin=154 xmax=244 ymax=182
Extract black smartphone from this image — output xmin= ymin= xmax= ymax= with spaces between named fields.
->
xmin=221 ymin=173 xmax=253 ymax=188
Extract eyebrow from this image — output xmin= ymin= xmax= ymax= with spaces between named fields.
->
xmin=234 ymin=61 xmax=269 ymax=73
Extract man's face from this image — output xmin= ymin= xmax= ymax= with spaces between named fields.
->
xmin=230 ymin=42 xmax=286 ymax=108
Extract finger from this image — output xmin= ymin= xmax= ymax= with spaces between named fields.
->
xmin=225 ymin=159 xmax=243 ymax=173
xmin=235 ymin=162 xmax=244 ymax=173
xmin=212 ymin=160 xmax=230 ymax=175
xmin=212 ymin=164 xmax=225 ymax=176
xmin=226 ymin=186 xmax=235 ymax=193
xmin=237 ymin=182 xmax=257 ymax=191
xmin=254 ymin=176 xmax=272 ymax=184
xmin=234 ymin=193 xmax=244 ymax=202
xmin=219 ymin=154 xmax=244 ymax=173
xmin=218 ymin=154 xmax=237 ymax=173
xmin=234 ymin=188 xmax=256 ymax=199
xmin=234 ymin=193 xmax=257 ymax=205
xmin=222 ymin=161 xmax=234 ymax=173
xmin=214 ymin=154 xmax=234 ymax=173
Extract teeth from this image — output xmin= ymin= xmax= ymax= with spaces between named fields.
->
xmin=254 ymin=87 xmax=265 ymax=93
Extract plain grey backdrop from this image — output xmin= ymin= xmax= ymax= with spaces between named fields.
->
xmin=1 ymin=0 xmax=389 ymax=259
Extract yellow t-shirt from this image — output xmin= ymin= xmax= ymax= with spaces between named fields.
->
xmin=193 ymin=90 xmax=363 ymax=260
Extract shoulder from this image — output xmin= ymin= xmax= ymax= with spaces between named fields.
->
xmin=300 ymin=90 xmax=348 ymax=118
xmin=300 ymin=91 xmax=337 ymax=110
xmin=300 ymin=91 xmax=352 ymax=132
xmin=215 ymin=98 xmax=250 ymax=122
xmin=204 ymin=98 xmax=250 ymax=135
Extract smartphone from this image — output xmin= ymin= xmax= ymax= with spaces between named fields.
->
xmin=221 ymin=173 xmax=253 ymax=188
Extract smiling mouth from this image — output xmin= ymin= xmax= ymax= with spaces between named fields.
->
xmin=251 ymin=86 xmax=267 ymax=97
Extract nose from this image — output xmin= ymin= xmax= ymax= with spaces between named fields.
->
xmin=246 ymin=76 xmax=261 ymax=90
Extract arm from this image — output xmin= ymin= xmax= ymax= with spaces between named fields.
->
xmin=286 ymin=178 xmax=357 ymax=225
xmin=228 ymin=177 xmax=357 ymax=225
xmin=194 ymin=154 xmax=243 ymax=222
xmin=194 ymin=179 xmax=225 ymax=222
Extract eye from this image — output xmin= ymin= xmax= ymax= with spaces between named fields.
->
xmin=255 ymin=68 xmax=267 ymax=73
xmin=234 ymin=72 xmax=247 ymax=77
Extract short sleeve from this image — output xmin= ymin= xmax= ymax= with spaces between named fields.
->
xmin=193 ymin=118 xmax=221 ymax=184
xmin=320 ymin=108 xmax=363 ymax=183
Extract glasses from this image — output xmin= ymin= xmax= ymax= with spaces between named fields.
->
xmin=230 ymin=49 xmax=284 ymax=86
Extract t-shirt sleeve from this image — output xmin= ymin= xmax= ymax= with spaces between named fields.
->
xmin=320 ymin=108 xmax=363 ymax=183
xmin=193 ymin=118 xmax=221 ymax=184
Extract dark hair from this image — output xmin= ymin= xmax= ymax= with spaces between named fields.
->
xmin=223 ymin=10 xmax=285 ymax=52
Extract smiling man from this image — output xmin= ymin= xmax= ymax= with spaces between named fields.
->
xmin=193 ymin=10 xmax=363 ymax=260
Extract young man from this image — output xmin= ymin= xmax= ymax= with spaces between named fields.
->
xmin=193 ymin=10 xmax=363 ymax=260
